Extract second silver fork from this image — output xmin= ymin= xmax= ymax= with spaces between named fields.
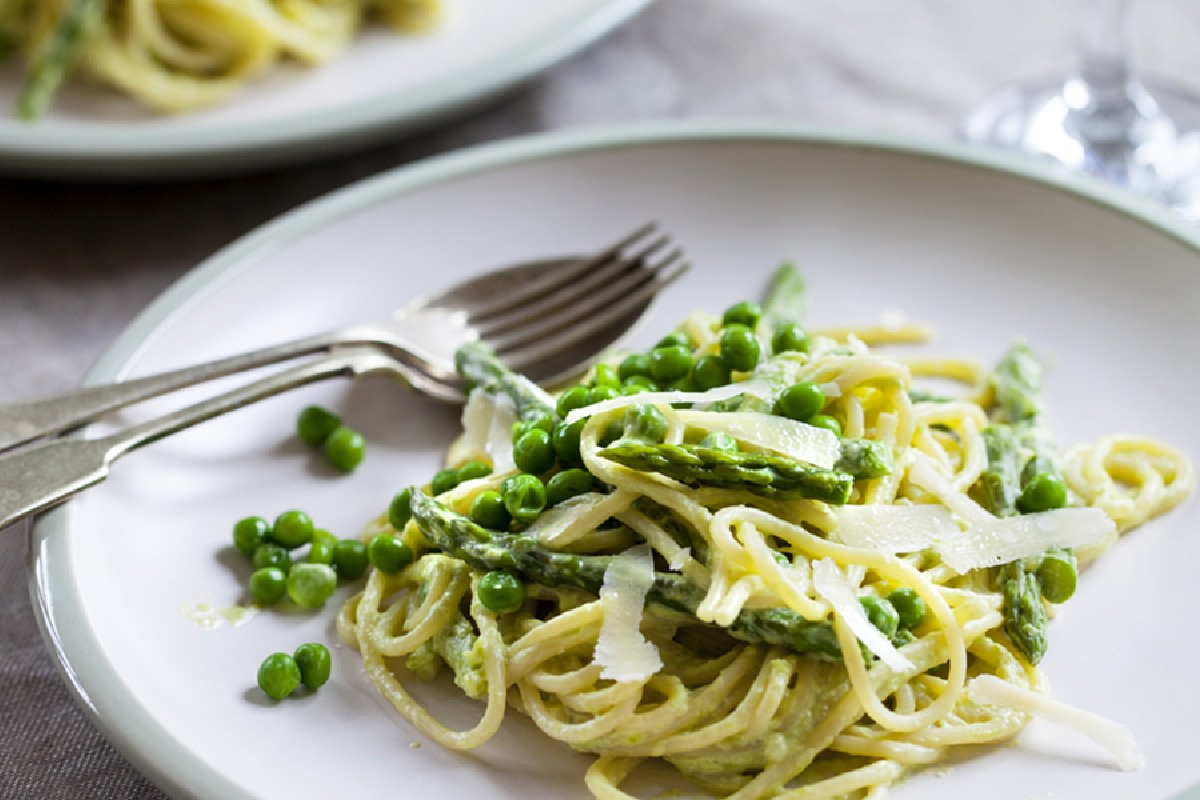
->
xmin=0 ymin=224 xmax=688 ymax=453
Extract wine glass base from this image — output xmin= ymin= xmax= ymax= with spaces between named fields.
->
xmin=960 ymin=75 xmax=1200 ymax=220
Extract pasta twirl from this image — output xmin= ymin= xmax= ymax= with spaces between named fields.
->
xmin=339 ymin=265 xmax=1192 ymax=799
xmin=0 ymin=0 xmax=441 ymax=117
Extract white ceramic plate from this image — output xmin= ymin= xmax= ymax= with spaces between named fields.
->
xmin=29 ymin=124 xmax=1200 ymax=800
xmin=0 ymin=0 xmax=647 ymax=179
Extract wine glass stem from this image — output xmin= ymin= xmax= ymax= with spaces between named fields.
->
xmin=1075 ymin=0 xmax=1145 ymax=143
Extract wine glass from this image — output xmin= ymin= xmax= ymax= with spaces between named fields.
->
xmin=960 ymin=0 xmax=1200 ymax=220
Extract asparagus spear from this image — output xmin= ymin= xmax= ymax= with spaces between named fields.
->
xmin=988 ymin=341 xmax=1044 ymax=424
xmin=762 ymin=261 xmax=807 ymax=329
xmin=974 ymin=425 xmax=1022 ymax=517
xmin=598 ymin=440 xmax=854 ymax=504
xmin=16 ymin=0 xmax=107 ymax=120
xmin=455 ymin=342 xmax=555 ymax=420
xmin=834 ymin=438 xmax=894 ymax=480
xmin=999 ymin=562 xmax=1048 ymax=665
xmin=409 ymin=490 xmax=842 ymax=659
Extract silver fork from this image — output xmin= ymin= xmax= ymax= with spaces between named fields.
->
xmin=0 ymin=225 xmax=688 ymax=530
xmin=0 ymin=223 xmax=686 ymax=452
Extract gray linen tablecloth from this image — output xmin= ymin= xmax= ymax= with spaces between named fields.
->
xmin=2 ymin=1 xmax=1198 ymax=796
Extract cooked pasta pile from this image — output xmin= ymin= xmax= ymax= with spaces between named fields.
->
xmin=337 ymin=267 xmax=1192 ymax=799
xmin=0 ymin=0 xmax=441 ymax=118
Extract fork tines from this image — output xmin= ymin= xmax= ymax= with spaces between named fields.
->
xmin=471 ymin=224 xmax=688 ymax=371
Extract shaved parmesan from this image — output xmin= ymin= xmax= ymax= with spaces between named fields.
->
xmin=593 ymin=544 xmax=662 ymax=683
xmin=458 ymin=388 xmax=516 ymax=474
xmin=834 ymin=504 xmax=960 ymax=552
xmin=939 ymin=509 xmax=1116 ymax=573
xmin=675 ymin=410 xmax=840 ymax=468
xmin=563 ymin=380 xmax=773 ymax=425
xmin=832 ymin=503 xmax=1116 ymax=573
xmin=968 ymin=675 xmax=1145 ymax=772
xmin=812 ymin=558 xmax=914 ymax=673
xmin=906 ymin=453 xmax=992 ymax=525
xmin=459 ymin=389 xmax=516 ymax=473
xmin=524 ymin=490 xmax=633 ymax=547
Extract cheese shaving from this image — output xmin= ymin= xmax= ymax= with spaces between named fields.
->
xmin=812 ymin=558 xmax=913 ymax=673
xmin=832 ymin=502 xmax=1116 ymax=573
xmin=675 ymin=410 xmax=840 ymax=467
xmin=592 ymin=544 xmax=662 ymax=683
xmin=968 ymin=675 xmax=1145 ymax=772
xmin=459 ymin=388 xmax=516 ymax=473
xmin=563 ymin=380 xmax=773 ymax=425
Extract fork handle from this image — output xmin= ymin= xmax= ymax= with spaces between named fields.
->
xmin=0 ymin=330 xmax=340 ymax=453
xmin=0 ymin=346 xmax=399 ymax=531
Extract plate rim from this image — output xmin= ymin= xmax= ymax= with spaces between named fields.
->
xmin=0 ymin=0 xmax=651 ymax=178
xmin=26 ymin=121 xmax=1200 ymax=800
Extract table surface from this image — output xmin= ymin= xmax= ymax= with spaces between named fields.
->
xmin=3 ymin=1 xmax=1199 ymax=797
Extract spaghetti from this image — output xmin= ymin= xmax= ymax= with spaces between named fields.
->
xmin=338 ymin=267 xmax=1192 ymax=799
xmin=0 ymin=0 xmax=441 ymax=118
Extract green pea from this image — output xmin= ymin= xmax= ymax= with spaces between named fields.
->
xmin=307 ymin=534 xmax=335 ymax=565
xmin=588 ymin=385 xmax=620 ymax=404
xmin=252 ymin=543 xmax=291 ymax=573
xmin=891 ymin=628 xmax=916 ymax=648
xmin=286 ymin=563 xmax=337 ymax=609
xmin=388 ymin=488 xmax=413 ymax=530
xmin=552 ymin=418 xmax=587 ymax=466
xmin=656 ymin=330 xmax=691 ymax=349
xmin=692 ymin=354 xmax=732 ymax=391
xmin=722 ymin=301 xmax=762 ymax=330
xmin=648 ymin=345 xmax=694 ymax=383
xmin=257 ymin=652 xmax=301 ymax=701
xmin=430 ymin=467 xmax=460 ymax=496
xmin=859 ymin=596 xmax=900 ymax=638
xmin=886 ymin=587 xmax=928 ymax=629
xmin=719 ymin=324 xmax=761 ymax=372
xmin=513 ymin=429 xmax=555 ymax=474
xmin=546 ymin=468 xmax=596 ymax=506
xmin=293 ymin=643 xmax=332 ymax=691
xmin=621 ymin=375 xmax=659 ymax=392
xmin=511 ymin=413 xmax=555 ymax=445
xmin=367 ymin=534 xmax=413 ymax=574
xmin=668 ymin=376 xmax=697 ymax=394
xmin=1037 ymin=549 xmax=1078 ymax=604
xmin=248 ymin=567 xmax=287 ymax=605
xmin=296 ymin=405 xmax=341 ymax=448
xmin=456 ymin=459 xmax=492 ymax=483
xmin=772 ymin=323 xmax=810 ymax=355
xmin=232 ymin=516 xmax=270 ymax=557
xmin=699 ymin=432 xmax=738 ymax=453
xmin=470 ymin=490 xmax=512 ymax=530
xmin=556 ymin=385 xmax=593 ymax=417
xmin=591 ymin=363 xmax=620 ymax=389
xmin=774 ymin=382 xmax=825 ymax=421
xmin=807 ymin=414 xmax=842 ymax=436
xmin=332 ymin=538 xmax=369 ymax=580
xmin=620 ymin=383 xmax=652 ymax=396
xmin=618 ymin=353 xmax=652 ymax=381
xmin=500 ymin=473 xmax=547 ymax=525
xmin=524 ymin=411 xmax=557 ymax=435
xmin=323 ymin=426 xmax=365 ymax=473
xmin=272 ymin=510 xmax=314 ymax=550
xmin=477 ymin=571 xmax=526 ymax=613
xmin=623 ymin=404 xmax=668 ymax=443
xmin=1017 ymin=472 xmax=1068 ymax=513
xmin=599 ymin=419 xmax=625 ymax=446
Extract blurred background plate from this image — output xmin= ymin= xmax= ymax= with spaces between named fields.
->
xmin=28 ymin=123 xmax=1200 ymax=799
xmin=0 ymin=0 xmax=648 ymax=179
